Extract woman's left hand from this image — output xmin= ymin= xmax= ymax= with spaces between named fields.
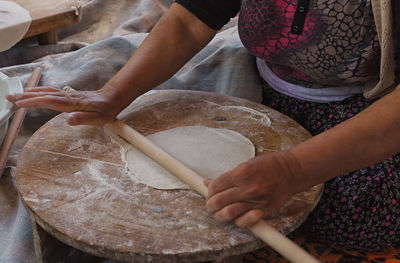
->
xmin=204 ymin=150 xmax=303 ymax=227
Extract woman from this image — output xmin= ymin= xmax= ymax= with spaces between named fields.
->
xmin=7 ymin=0 xmax=400 ymax=251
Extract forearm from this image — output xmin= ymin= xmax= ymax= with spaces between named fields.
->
xmin=288 ymin=86 xmax=400 ymax=193
xmin=103 ymin=3 xmax=216 ymax=111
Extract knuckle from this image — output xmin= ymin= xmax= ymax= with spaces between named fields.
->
xmin=235 ymin=210 xmax=261 ymax=227
xmin=249 ymin=185 xmax=265 ymax=197
xmin=210 ymin=196 xmax=224 ymax=210
xmin=224 ymin=206 xmax=237 ymax=220
xmin=72 ymin=97 xmax=87 ymax=110
xmin=234 ymin=162 xmax=254 ymax=180
xmin=97 ymin=99 xmax=115 ymax=113
xmin=242 ymin=184 xmax=263 ymax=200
xmin=237 ymin=162 xmax=253 ymax=174
xmin=216 ymin=206 xmax=236 ymax=222
xmin=207 ymin=182 xmax=218 ymax=196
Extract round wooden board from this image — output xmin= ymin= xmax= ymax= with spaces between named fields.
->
xmin=16 ymin=90 xmax=323 ymax=262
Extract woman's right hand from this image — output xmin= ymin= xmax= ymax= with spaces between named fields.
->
xmin=6 ymin=85 xmax=125 ymax=126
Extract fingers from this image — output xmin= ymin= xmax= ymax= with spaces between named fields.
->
xmin=211 ymin=200 xmax=267 ymax=227
xmin=206 ymin=185 xmax=270 ymax=226
xmin=8 ymin=95 xmax=78 ymax=113
xmin=6 ymin=87 xmax=120 ymax=126
xmin=204 ymin=160 xmax=278 ymax=226
xmin=235 ymin=209 xmax=265 ymax=227
xmin=7 ymin=91 xmax=61 ymax=103
xmin=204 ymin=154 xmax=295 ymax=228
xmin=214 ymin=202 xmax=253 ymax=222
xmin=205 ymin=186 xmax=247 ymax=213
xmin=207 ymin=162 xmax=253 ymax=197
xmin=5 ymin=84 xmax=123 ymax=127
xmin=7 ymin=91 xmax=102 ymax=114
xmin=25 ymin=86 xmax=60 ymax=92
xmin=7 ymin=87 xmax=60 ymax=103
xmin=67 ymin=112 xmax=114 ymax=126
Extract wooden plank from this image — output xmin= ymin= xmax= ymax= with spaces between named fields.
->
xmin=11 ymin=0 xmax=82 ymax=38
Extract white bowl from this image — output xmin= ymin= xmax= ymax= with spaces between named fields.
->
xmin=0 ymin=72 xmax=24 ymax=144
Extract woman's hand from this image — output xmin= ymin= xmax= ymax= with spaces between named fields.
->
xmin=6 ymin=85 xmax=124 ymax=126
xmin=204 ymin=151 xmax=302 ymax=228
xmin=5 ymin=3 xmax=216 ymax=127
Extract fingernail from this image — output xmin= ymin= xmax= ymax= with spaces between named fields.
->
xmin=204 ymin=179 xmax=211 ymax=186
xmin=67 ymin=113 xmax=78 ymax=125
xmin=10 ymin=94 xmax=22 ymax=101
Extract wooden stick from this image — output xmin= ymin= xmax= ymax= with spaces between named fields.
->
xmin=0 ymin=67 xmax=42 ymax=176
xmin=104 ymin=119 xmax=320 ymax=263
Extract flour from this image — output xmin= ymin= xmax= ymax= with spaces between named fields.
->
xmin=219 ymin=105 xmax=272 ymax=126
xmin=67 ymin=138 xmax=104 ymax=153
xmin=203 ymin=100 xmax=272 ymax=127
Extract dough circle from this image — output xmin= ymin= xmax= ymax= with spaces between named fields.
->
xmin=0 ymin=1 xmax=32 ymax=52
xmin=111 ymin=126 xmax=255 ymax=190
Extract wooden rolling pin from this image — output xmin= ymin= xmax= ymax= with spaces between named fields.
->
xmin=104 ymin=119 xmax=320 ymax=263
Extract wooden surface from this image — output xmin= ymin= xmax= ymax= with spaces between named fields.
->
xmin=16 ymin=90 xmax=323 ymax=262
xmin=11 ymin=0 xmax=81 ymax=39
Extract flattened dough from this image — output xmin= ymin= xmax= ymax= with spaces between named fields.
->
xmin=108 ymin=126 xmax=255 ymax=190
xmin=0 ymin=1 xmax=31 ymax=52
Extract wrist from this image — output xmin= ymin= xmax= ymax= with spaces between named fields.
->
xmin=276 ymin=150 xmax=309 ymax=195
xmin=99 ymin=83 xmax=134 ymax=117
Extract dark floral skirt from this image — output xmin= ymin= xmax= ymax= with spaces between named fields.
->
xmin=261 ymin=86 xmax=400 ymax=251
